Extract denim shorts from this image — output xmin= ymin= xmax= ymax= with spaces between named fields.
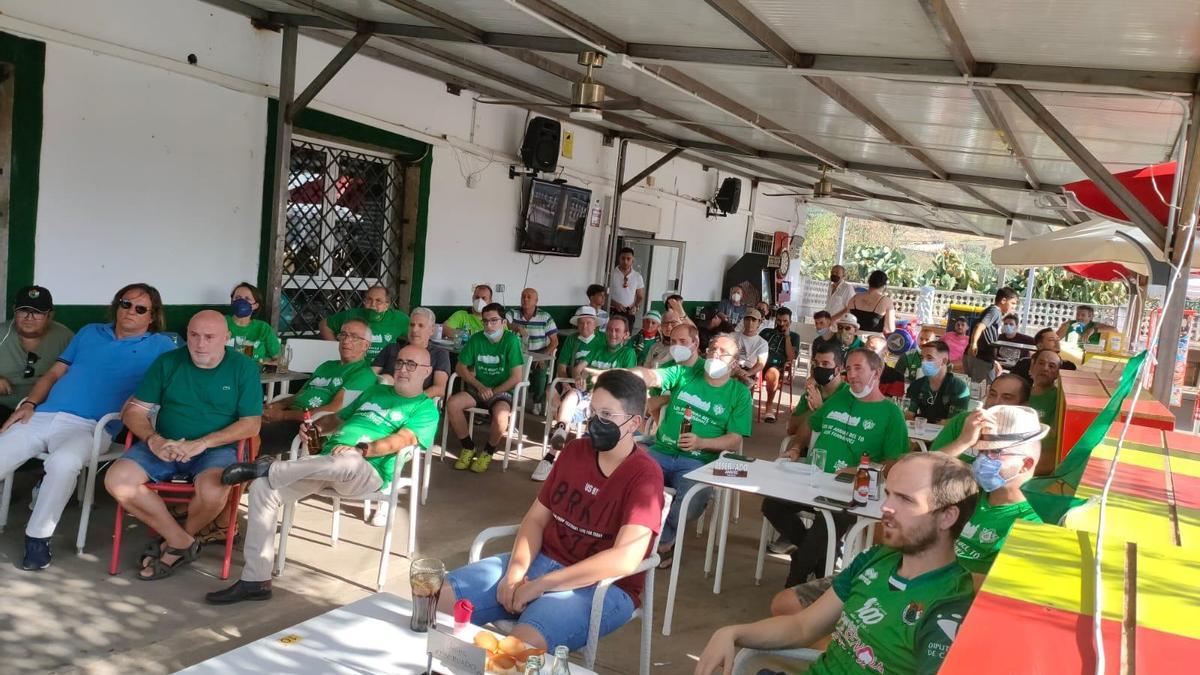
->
xmin=447 ymin=552 xmax=635 ymax=651
xmin=122 ymin=441 xmax=238 ymax=483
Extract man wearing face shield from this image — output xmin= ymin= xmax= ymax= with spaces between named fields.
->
xmin=319 ymin=285 xmax=410 ymax=361
xmin=629 ymin=334 xmax=753 ymax=562
xmin=441 ymin=284 xmax=494 ymax=342
xmin=440 ymin=370 xmax=664 ymax=654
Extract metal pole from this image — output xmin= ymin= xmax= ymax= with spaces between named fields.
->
xmin=835 ymin=213 xmax=848 ymax=266
xmin=743 ymin=178 xmax=759 ymax=254
xmin=602 ymin=139 xmax=629 ymax=285
xmin=266 ymin=25 xmax=298 ymax=330
xmin=1021 ymin=266 xmax=1035 ymax=329
xmin=997 ymin=218 xmax=1014 ymax=287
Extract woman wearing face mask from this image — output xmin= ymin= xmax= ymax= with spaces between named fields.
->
xmin=441 ymin=370 xmax=665 ymax=653
xmin=226 ymin=282 xmax=281 ymax=363
xmin=904 ymin=340 xmax=969 ymax=424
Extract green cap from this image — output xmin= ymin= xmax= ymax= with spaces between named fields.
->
xmin=644 ymin=310 xmax=662 ymax=322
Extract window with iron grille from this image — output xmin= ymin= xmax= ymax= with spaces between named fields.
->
xmin=750 ymin=231 xmax=774 ymax=254
xmin=280 ymin=136 xmax=405 ymax=336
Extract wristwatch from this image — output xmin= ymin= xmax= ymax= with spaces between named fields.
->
xmin=355 ymin=441 xmax=370 ymax=455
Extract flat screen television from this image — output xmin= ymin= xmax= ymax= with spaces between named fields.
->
xmin=518 ymin=178 xmax=591 ymax=257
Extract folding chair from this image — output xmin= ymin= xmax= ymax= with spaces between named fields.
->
xmin=109 ymin=437 xmax=251 ymax=580
xmin=540 ymin=377 xmax=591 ymax=453
xmin=274 ymin=438 xmax=423 ymax=591
xmin=437 ymin=354 xmax=533 ymax=470
xmin=468 ymin=492 xmax=673 ymax=675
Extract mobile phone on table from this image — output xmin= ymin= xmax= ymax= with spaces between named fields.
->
xmin=813 ymin=495 xmax=855 ymax=509
xmin=834 ymin=472 xmax=855 ymax=483
xmin=723 ymin=453 xmax=755 ymax=463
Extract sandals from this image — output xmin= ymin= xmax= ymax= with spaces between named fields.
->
xmin=137 ymin=539 xmax=202 ymax=581
xmin=656 ymin=545 xmax=675 ymax=570
xmin=140 ymin=537 xmax=166 ymax=569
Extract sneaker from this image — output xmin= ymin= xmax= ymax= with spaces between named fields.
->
xmin=369 ymin=502 xmax=389 ymax=527
xmin=469 ymin=451 xmax=492 ymax=473
xmin=531 ymin=455 xmax=555 ymax=482
xmin=453 ymin=449 xmax=476 ymax=471
xmin=767 ymin=538 xmax=796 ymax=555
xmin=22 ymin=535 xmax=51 ymax=571
xmin=550 ymin=425 xmax=569 ymax=450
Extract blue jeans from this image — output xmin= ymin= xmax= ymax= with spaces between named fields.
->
xmin=649 ymin=448 xmax=712 ymax=547
xmin=447 ymin=552 xmax=635 ymax=651
xmin=122 ymin=441 xmax=238 ymax=482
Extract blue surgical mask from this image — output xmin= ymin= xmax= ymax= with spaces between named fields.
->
xmin=816 ymin=327 xmax=829 ymax=338
xmin=921 ymin=360 xmax=940 ymax=377
xmin=484 ymin=328 xmax=504 ymax=342
xmin=972 ymin=454 xmax=1015 ymax=492
xmin=1003 ymin=324 xmax=1016 ymax=335
xmin=231 ymin=298 xmax=254 ymax=318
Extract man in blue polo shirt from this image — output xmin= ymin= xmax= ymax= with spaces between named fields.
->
xmin=0 ymin=283 xmax=176 ymax=571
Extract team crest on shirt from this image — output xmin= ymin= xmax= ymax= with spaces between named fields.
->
xmin=902 ymin=601 xmax=925 ymax=625
xmin=713 ymin=403 xmax=725 ymax=416
xmin=980 ymin=528 xmax=999 ymax=544
xmin=307 ymin=396 xmax=323 ymax=407
xmin=854 ymin=646 xmax=877 ymax=668
xmin=862 ymin=419 xmax=876 ymax=431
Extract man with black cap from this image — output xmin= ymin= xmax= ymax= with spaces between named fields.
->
xmin=0 ymin=286 xmax=73 ymax=420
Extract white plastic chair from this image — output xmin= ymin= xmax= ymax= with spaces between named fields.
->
xmin=540 ymin=377 xmax=591 ymax=452
xmin=0 ymin=410 xmax=124 ymax=554
xmin=284 ymin=338 xmax=340 ymax=373
xmin=274 ymin=437 xmax=422 ymax=591
xmin=467 ymin=492 xmax=672 ymax=675
xmin=731 ymin=647 xmax=822 ymax=674
xmin=437 ymin=354 xmax=533 ymax=471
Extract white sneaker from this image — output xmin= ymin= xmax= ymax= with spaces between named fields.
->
xmin=531 ymin=456 xmax=555 ymax=482
xmin=767 ymin=537 xmax=796 ymax=555
xmin=369 ymin=502 xmax=389 ymax=527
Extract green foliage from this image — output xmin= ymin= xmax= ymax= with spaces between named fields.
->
xmin=1006 ymin=267 xmax=1128 ymax=305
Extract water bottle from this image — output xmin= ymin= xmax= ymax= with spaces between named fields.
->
xmin=550 ymin=646 xmax=571 ymax=674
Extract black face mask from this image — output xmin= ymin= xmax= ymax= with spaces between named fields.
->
xmin=830 ymin=274 xmax=841 ymax=284
xmin=812 ymin=366 xmax=837 ymax=386
xmin=587 ymin=414 xmax=630 ymax=452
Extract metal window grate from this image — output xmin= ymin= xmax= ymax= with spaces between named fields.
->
xmin=279 ymin=137 xmax=405 ymax=337
xmin=750 ymin=231 xmax=774 ymax=254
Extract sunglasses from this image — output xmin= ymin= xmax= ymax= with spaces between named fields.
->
xmin=394 ymin=359 xmax=432 ymax=373
xmin=118 ymin=299 xmax=151 ymax=315
xmin=23 ymin=352 xmax=40 ymax=378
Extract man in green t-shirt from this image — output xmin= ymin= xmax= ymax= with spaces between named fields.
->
xmin=207 ymin=344 xmax=439 ymax=605
xmin=442 ymin=284 xmax=493 ymax=341
xmin=696 ymin=452 xmax=979 ymax=675
xmin=536 ymin=314 xmax=637 ymax=482
xmin=448 ymin=303 xmax=524 ymax=474
xmin=1056 ymin=304 xmax=1116 ymax=347
xmin=106 ymin=310 xmax=263 ymax=581
xmin=319 ymin=285 xmax=410 ymax=361
xmin=258 ymin=318 xmax=377 ymax=455
xmin=905 ymin=339 xmax=970 ymax=423
xmin=1026 ymin=348 xmax=1062 ymax=474
xmin=775 ymin=348 xmax=909 ymax=586
xmin=629 ymin=334 xmax=753 ymax=553
xmin=931 ymin=373 xmax=1030 ymax=461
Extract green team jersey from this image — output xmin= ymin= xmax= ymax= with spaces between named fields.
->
xmin=459 ymin=331 xmax=523 ymax=389
xmin=584 ymin=341 xmax=637 ymax=371
xmin=327 ymin=308 xmax=410 ymax=360
xmin=906 ymin=374 xmax=970 ymax=423
xmin=653 ymin=360 xmax=706 ymax=396
xmin=631 ymin=333 xmax=659 ymax=364
xmin=955 ymin=498 xmax=1043 ymax=574
xmin=809 ymin=387 xmax=909 ymax=473
xmin=290 ymin=358 xmax=378 ymax=411
xmin=226 ymin=317 xmax=281 ymax=361
xmin=930 ymin=411 xmax=976 ymax=463
xmin=135 ymin=347 xmax=263 ymax=441
xmin=444 ymin=309 xmax=484 ymax=336
xmin=555 ymin=333 xmax=601 ymax=373
xmin=652 ymin=367 xmax=752 ymax=464
xmin=814 ymin=545 xmax=975 ymax=675
xmin=325 ymin=385 xmax=440 ymax=485
xmin=1028 ymin=385 xmax=1060 ymax=457
xmin=898 ymin=349 xmax=923 ymax=382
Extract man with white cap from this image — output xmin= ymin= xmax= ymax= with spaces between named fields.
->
xmin=832 ymin=312 xmax=863 ymax=364
xmin=730 ymin=308 xmax=769 ymax=386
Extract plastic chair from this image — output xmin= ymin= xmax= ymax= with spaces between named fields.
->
xmin=274 ymin=435 xmax=422 ymax=591
xmin=109 ymin=437 xmax=250 ymax=580
xmin=540 ymin=377 xmax=591 ymax=452
xmin=283 ymin=338 xmax=340 ymax=374
xmin=437 ymin=354 xmax=532 ymax=471
xmin=468 ymin=492 xmax=672 ymax=675
xmin=0 ymin=409 xmax=125 ymax=555
xmin=731 ymin=647 xmax=822 ymax=675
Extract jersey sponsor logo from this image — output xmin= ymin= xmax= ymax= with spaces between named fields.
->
xmin=677 ymin=391 xmax=712 ymax=412
xmin=359 ymin=402 xmax=388 ymax=416
xmin=902 ymin=601 xmax=924 ymax=625
xmin=310 ymin=377 xmax=333 ymax=387
xmin=477 ymin=354 xmax=501 ymax=365
xmin=854 ymin=597 xmax=886 ymax=625
xmin=960 ymin=521 xmax=979 ymax=539
xmin=954 ymin=540 xmax=982 ymax=559
xmin=857 ymin=567 xmax=879 ymax=586
xmin=854 ymin=646 xmax=878 ymax=668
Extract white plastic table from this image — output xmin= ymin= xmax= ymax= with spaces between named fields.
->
xmin=177 ymin=592 xmax=597 ymax=674
xmin=261 ymin=369 xmax=311 ymax=402
xmin=907 ymin=419 xmax=943 ymax=452
xmin=661 ymin=457 xmax=884 ymax=635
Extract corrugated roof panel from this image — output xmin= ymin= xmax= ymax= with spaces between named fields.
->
xmin=551 ymin=0 xmax=765 ymax=49
xmin=289 ymin=0 xmax=436 ymax=25
xmin=949 ymin=0 xmax=1200 ymax=72
xmin=744 ymin=0 xmax=950 ymax=59
xmin=401 ymin=41 xmax=576 ymax=98
xmin=396 ymin=0 xmax=564 ymax=35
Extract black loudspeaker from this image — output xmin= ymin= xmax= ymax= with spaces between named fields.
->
xmin=520 ymin=117 xmax=561 ymax=173
xmin=715 ymin=177 xmax=742 ymax=214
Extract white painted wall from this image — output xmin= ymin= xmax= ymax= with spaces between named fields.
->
xmin=1 ymin=0 xmax=806 ymax=308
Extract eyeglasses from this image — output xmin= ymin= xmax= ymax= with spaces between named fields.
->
xmin=14 ymin=309 xmax=48 ymax=320
xmin=394 ymin=359 xmax=431 ymax=373
xmin=591 ymin=409 xmax=638 ymax=424
xmin=23 ymin=352 xmax=40 ymax=378
xmin=118 ymin=299 xmax=150 ymax=315
xmin=482 ymin=317 xmax=504 ymax=326
xmin=977 ymin=449 xmax=1026 ymax=460
xmin=336 ymin=332 xmax=368 ymax=343
xmin=705 ymin=347 xmax=736 ymax=360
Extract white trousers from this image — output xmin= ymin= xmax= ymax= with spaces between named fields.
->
xmin=0 ymin=412 xmax=96 ymax=538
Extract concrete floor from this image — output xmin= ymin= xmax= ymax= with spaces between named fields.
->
xmin=0 ymin=405 xmax=800 ymax=675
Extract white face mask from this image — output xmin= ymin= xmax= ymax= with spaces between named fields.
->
xmin=669 ymin=344 xmax=693 ymax=363
xmin=472 ymin=298 xmax=486 ymax=312
xmin=704 ymin=357 xmax=731 ymax=379
xmin=578 ymin=332 xmax=595 ymax=344
xmin=849 ymin=381 xmax=874 ymax=399
xmin=484 ymin=328 xmax=503 ymax=342
xmin=730 ymin=292 xmax=742 ymax=303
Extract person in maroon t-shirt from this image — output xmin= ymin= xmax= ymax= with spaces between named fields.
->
xmin=442 ymin=370 xmax=665 ymax=651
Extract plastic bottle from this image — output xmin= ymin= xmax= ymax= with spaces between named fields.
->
xmin=853 ymin=454 xmax=871 ymax=507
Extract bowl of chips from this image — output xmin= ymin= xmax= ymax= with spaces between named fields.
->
xmin=472 ymin=632 xmax=546 ymax=673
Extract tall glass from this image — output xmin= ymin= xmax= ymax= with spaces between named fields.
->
xmin=409 ymin=558 xmax=446 ymax=632
xmin=809 ymin=447 xmax=827 ymax=488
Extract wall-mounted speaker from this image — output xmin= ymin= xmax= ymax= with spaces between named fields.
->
xmin=714 ymin=177 xmax=742 ymax=214
xmin=520 ymin=117 xmax=561 ymax=173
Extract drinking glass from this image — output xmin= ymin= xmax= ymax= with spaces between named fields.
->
xmin=808 ymin=447 xmax=827 ymax=488
xmin=409 ymin=558 xmax=446 ymax=632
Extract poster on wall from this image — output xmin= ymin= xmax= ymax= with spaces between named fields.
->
xmin=1171 ymin=310 xmax=1196 ymax=406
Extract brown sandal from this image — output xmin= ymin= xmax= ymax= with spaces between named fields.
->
xmin=137 ymin=540 xmax=201 ymax=581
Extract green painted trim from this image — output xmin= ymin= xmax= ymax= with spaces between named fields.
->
xmin=258 ymin=100 xmax=432 ymax=305
xmin=52 ymin=304 xmax=227 ymax=334
xmin=0 ymin=32 xmax=46 ymax=296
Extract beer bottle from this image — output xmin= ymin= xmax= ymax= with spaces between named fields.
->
xmin=679 ymin=407 xmax=693 ymax=437
xmin=853 ymin=454 xmax=871 ymax=507
xmin=301 ymin=411 xmax=323 ymax=455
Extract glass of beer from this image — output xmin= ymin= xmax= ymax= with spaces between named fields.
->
xmin=409 ymin=558 xmax=446 ymax=633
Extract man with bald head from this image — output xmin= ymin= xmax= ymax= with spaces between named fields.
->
xmin=629 ymin=333 xmax=753 ymax=556
xmin=506 ymin=287 xmax=558 ymax=412
xmin=207 ymin=344 xmax=441 ymax=604
xmin=106 ymin=310 xmax=263 ymax=580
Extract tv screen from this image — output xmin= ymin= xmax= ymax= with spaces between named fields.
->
xmin=519 ymin=179 xmax=591 ymax=257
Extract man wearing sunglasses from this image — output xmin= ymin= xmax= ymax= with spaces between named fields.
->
xmin=607 ymin=247 xmax=645 ymax=329
xmin=0 ymin=283 xmax=176 ymax=571
xmin=208 ymin=344 xmax=440 ymax=604
xmin=0 ymin=286 xmax=73 ymax=420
